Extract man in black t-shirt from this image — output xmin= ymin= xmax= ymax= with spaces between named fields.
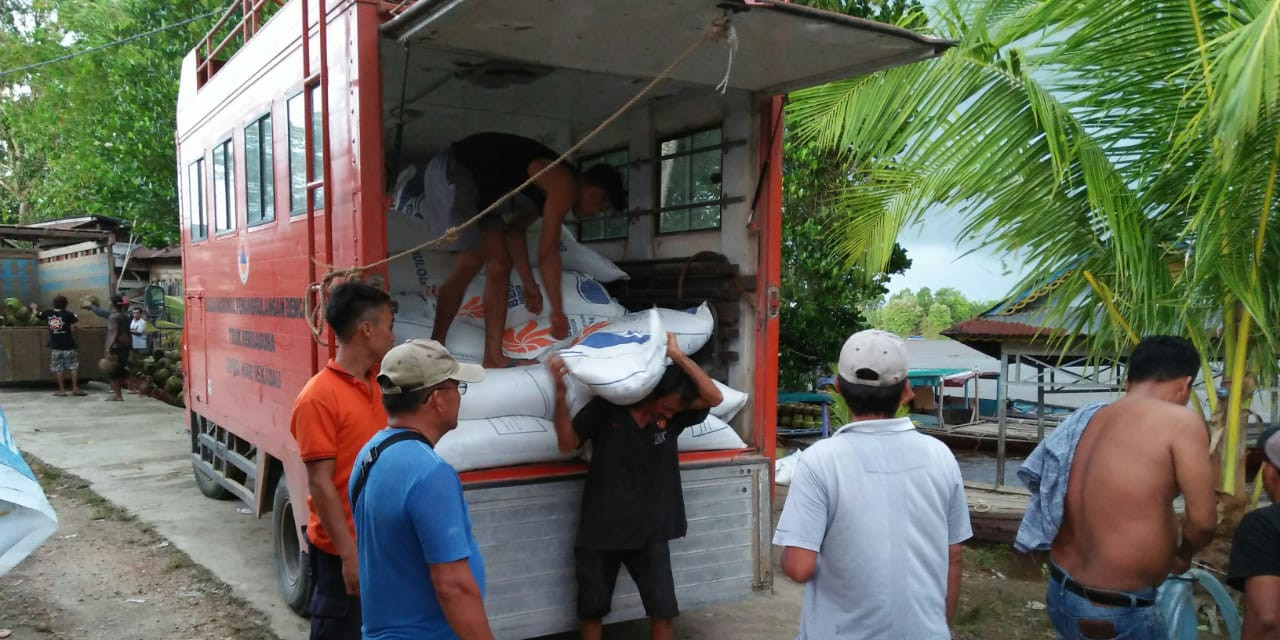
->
xmin=32 ymin=294 xmax=86 ymax=397
xmin=423 ymin=132 xmax=626 ymax=368
xmin=548 ymin=334 xmax=723 ymax=640
xmin=1229 ymin=426 xmax=1280 ymax=640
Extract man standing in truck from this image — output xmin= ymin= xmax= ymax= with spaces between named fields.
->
xmin=547 ymin=334 xmax=722 ymax=640
xmin=424 ymin=132 xmax=626 ymax=368
xmin=289 ymin=282 xmax=396 ymax=640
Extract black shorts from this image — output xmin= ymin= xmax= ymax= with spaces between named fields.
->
xmin=109 ymin=345 xmax=130 ymax=380
xmin=575 ymin=540 xmax=678 ymax=620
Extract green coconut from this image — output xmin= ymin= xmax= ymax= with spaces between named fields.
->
xmin=165 ymin=377 xmax=183 ymax=395
xmin=3 ymin=298 xmax=20 ymax=314
xmin=151 ymin=368 xmax=171 ymax=385
xmin=14 ymin=306 xmax=31 ymax=322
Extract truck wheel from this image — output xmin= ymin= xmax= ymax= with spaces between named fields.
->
xmin=192 ymin=460 xmax=232 ymax=500
xmin=190 ymin=419 xmax=231 ymax=500
xmin=272 ymin=474 xmax=313 ymax=615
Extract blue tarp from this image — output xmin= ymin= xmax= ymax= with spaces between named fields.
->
xmin=0 ymin=404 xmax=58 ymax=575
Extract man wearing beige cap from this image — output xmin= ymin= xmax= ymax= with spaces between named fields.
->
xmin=773 ymin=329 xmax=971 ymax=639
xmin=348 ymin=339 xmax=493 ymax=640
xmin=1229 ymin=426 xmax=1280 ymax=640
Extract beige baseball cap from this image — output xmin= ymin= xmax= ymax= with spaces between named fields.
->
xmin=837 ymin=329 xmax=909 ymax=388
xmin=377 ymin=339 xmax=485 ymax=394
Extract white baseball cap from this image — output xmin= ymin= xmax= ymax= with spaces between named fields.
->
xmin=377 ymin=339 xmax=485 ymax=394
xmin=838 ymin=329 xmax=909 ymax=388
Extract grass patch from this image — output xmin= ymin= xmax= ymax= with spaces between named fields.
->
xmin=967 ymin=543 xmax=1015 ymax=575
xmin=165 ymin=552 xmax=196 ymax=572
xmin=25 ymin=455 xmax=135 ymax=522
xmin=955 ymin=591 xmax=1025 ymax=629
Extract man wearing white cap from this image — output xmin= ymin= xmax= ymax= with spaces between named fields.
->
xmin=773 ymin=329 xmax=971 ymax=639
xmin=348 ymin=339 xmax=493 ymax=640
xmin=1229 ymin=426 xmax=1280 ymax=640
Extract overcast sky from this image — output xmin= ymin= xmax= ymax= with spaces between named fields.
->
xmin=884 ymin=211 xmax=1031 ymax=303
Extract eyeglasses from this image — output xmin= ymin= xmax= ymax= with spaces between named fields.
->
xmin=420 ymin=380 xmax=467 ymax=399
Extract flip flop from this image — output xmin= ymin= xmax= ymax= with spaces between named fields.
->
xmin=72 ymin=391 xmax=88 ymax=396
xmin=104 ymin=397 xmax=123 ymax=402
xmin=53 ymin=392 xmax=67 ymax=397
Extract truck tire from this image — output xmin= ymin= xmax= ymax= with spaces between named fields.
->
xmin=272 ymin=474 xmax=313 ymax=615
xmin=192 ymin=459 xmax=232 ymax=500
xmin=190 ymin=420 xmax=231 ymax=500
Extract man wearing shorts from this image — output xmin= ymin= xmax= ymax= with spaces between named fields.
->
xmin=424 ymin=132 xmax=625 ymax=368
xmin=548 ymin=334 xmax=723 ymax=640
xmin=104 ymin=294 xmax=132 ymax=401
xmin=33 ymin=295 xmax=86 ymax=397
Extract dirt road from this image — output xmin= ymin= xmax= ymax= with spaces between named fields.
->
xmin=0 ymin=459 xmax=277 ymax=639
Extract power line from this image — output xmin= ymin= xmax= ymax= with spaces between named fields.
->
xmin=0 ymin=9 xmax=222 ymax=79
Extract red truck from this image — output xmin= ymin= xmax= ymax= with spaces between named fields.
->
xmin=176 ymin=1 xmax=945 ymax=635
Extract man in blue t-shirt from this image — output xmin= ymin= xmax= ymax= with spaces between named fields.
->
xmin=349 ymin=339 xmax=490 ymax=640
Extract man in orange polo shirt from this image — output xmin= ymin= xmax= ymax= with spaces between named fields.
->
xmin=289 ymin=282 xmax=396 ymax=640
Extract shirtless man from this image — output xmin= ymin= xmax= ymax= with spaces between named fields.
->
xmin=1046 ymin=336 xmax=1216 ymax=639
xmin=424 ymin=132 xmax=625 ymax=368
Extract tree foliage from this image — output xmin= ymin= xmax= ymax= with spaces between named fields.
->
xmin=790 ymin=0 xmax=1280 ymax=512
xmin=778 ymin=0 xmax=921 ymax=390
xmin=0 ymin=0 xmax=223 ymax=246
xmin=872 ymin=287 xmax=982 ymax=338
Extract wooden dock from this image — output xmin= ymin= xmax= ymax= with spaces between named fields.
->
xmin=964 ymin=482 xmax=1029 ymax=544
xmin=918 ymin=420 xmax=1055 ymax=455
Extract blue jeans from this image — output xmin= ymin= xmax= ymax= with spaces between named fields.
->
xmin=1046 ymin=566 xmax=1165 ymax=640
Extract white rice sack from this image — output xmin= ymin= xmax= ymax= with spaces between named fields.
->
xmin=602 ymin=304 xmax=714 ymax=354
xmin=0 ymin=407 xmax=58 ymax=575
xmin=525 ymin=221 xmax=629 ymax=283
xmin=391 ymin=164 xmax=428 ymax=222
xmin=774 ymin=452 xmax=800 ymax=486
xmin=432 ymin=270 xmax=624 ymax=334
xmin=558 ymin=309 xmax=666 ymax=405
xmin=678 ymin=414 xmax=749 ymax=452
xmin=711 ymin=380 xmax=749 ymax=422
xmin=502 ymin=313 xmax=614 ymax=360
xmin=459 ymin=367 xmax=565 ymax=421
xmin=391 ymin=293 xmax=485 ymax=363
xmin=435 ymin=416 xmax=575 ymax=472
xmin=387 ymin=248 xmax=455 ymax=296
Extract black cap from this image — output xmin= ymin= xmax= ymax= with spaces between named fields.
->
xmin=110 ymin=293 xmax=127 ymax=307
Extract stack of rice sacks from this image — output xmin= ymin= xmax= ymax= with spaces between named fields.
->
xmin=385 ymin=204 xmax=750 ymax=472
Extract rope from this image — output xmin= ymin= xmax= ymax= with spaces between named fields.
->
xmin=306 ymin=16 xmax=735 ymax=343
xmin=714 ymin=21 xmax=738 ymax=95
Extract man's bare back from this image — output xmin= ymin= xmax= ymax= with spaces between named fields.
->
xmin=1051 ymin=394 xmax=1215 ymax=591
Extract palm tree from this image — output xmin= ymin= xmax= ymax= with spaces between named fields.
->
xmin=790 ymin=0 xmax=1280 ymax=523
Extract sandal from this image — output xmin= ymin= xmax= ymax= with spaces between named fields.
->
xmin=53 ymin=392 xmax=67 ymax=397
xmin=72 ymin=391 xmax=88 ymax=396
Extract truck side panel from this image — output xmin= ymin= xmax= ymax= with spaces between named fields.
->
xmin=468 ymin=459 xmax=771 ymax=639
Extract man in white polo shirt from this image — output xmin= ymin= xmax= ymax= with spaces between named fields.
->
xmin=774 ymin=329 xmax=971 ymax=639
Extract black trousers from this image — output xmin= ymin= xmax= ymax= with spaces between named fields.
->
xmin=307 ymin=542 xmax=362 ymax=640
